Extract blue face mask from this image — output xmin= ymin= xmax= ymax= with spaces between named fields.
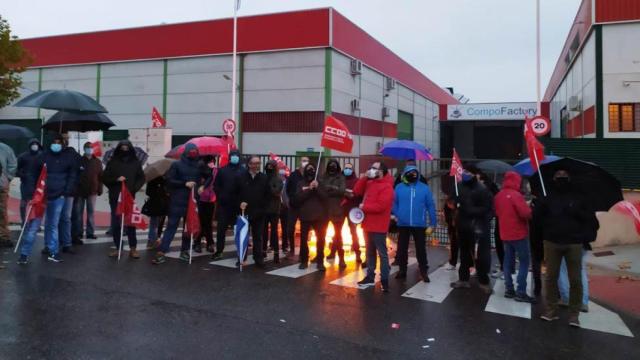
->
xmin=230 ymin=155 xmax=240 ymax=165
xmin=84 ymin=148 xmax=93 ymax=156
xmin=50 ymin=143 xmax=62 ymax=153
xmin=343 ymin=168 xmax=353 ymax=177
xmin=461 ymin=172 xmax=474 ymax=182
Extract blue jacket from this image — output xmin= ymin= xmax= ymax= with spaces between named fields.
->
xmin=34 ymin=147 xmax=80 ymax=200
xmin=166 ymin=143 xmax=209 ymax=217
xmin=392 ymin=166 xmax=437 ymax=228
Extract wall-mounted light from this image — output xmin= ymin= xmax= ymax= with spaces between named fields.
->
xmin=622 ymin=80 xmax=640 ymax=87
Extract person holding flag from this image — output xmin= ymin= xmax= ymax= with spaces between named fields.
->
xmin=16 ymin=138 xmax=43 ymax=224
xmin=153 ymin=143 xmax=209 ymax=265
xmin=103 ymin=141 xmax=146 ymax=259
xmin=16 ymin=165 xmax=47 ymax=264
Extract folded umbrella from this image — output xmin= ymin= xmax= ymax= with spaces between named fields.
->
xmin=379 ymin=140 xmax=433 ymax=160
xmin=14 ymin=89 xmax=108 ymax=113
xmin=513 ymin=155 xmax=561 ymax=177
xmin=43 ymin=111 xmax=115 ymax=132
xmin=0 ymin=124 xmax=34 ymax=139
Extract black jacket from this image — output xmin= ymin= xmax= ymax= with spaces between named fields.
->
xmin=293 ymin=176 xmax=327 ymax=223
xmin=16 ymin=138 xmax=43 ymax=200
xmin=214 ymin=154 xmax=246 ymax=210
xmin=102 ymin=141 xmax=145 ymax=204
xmin=456 ymin=178 xmax=494 ymax=235
xmin=239 ymin=171 xmax=271 ymax=219
xmin=285 ymin=169 xmax=304 ymax=209
xmin=319 ymin=160 xmax=346 ymax=218
xmin=143 ymin=176 xmax=169 ymax=216
xmin=265 ymin=161 xmax=284 ymax=215
xmin=33 ymin=146 xmax=80 ymax=200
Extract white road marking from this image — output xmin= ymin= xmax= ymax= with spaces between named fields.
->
xmin=330 ymin=258 xmax=417 ymax=289
xmin=402 ymin=265 xmax=459 ymax=303
xmin=581 ymin=301 xmax=634 ymax=338
xmin=484 ymin=272 xmax=533 ymax=319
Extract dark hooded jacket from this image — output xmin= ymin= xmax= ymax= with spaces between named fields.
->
xmin=77 ymin=149 xmax=104 ymax=197
xmin=33 ymin=139 xmax=80 ymax=200
xmin=144 ymin=176 xmax=169 ymax=216
xmin=164 ymin=143 xmax=209 ymax=217
xmin=102 ymin=140 xmax=145 ymax=204
xmin=265 ymin=160 xmax=284 ymax=215
xmin=293 ymin=164 xmax=327 ymax=222
xmin=239 ymin=164 xmax=271 ymax=219
xmin=214 ymin=149 xmax=246 ymax=210
xmin=318 ymin=159 xmax=346 ymax=218
xmin=456 ymin=177 xmax=494 ymax=236
xmin=17 ymin=138 xmax=43 ymax=200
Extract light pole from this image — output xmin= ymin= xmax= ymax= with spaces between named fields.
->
xmin=231 ymin=0 xmax=240 ymax=141
xmin=535 ymin=0 xmax=541 ymax=116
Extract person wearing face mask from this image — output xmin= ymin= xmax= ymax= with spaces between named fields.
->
xmin=284 ymin=156 xmax=310 ymax=257
xmin=57 ymin=136 xmax=82 ymax=252
xmin=0 ymin=139 xmax=17 ymax=248
xmin=536 ymin=169 xmax=595 ymax=328
xmin=263 ymin=160 xmax=284 ymax=263
xmin=211 ymin=149 xmax=246 ymax=260
xmin=152 ymin=143 xmax=209 ymax=264
xmin=18 ymin=134 xmax=78 ymax=263
xmin=339 ymin=162 xmax=363 ymax=265
xmin=16 ymin=138 xmax=43 ymax=225
xmin=319 ymin=159 xmax=347 ymax=268
xmin=103 ymin=140 xmax=145 ymax=260
xmin=391 ymin=166 xmax=437 ymax=282
xmin=450 ymin=165 xmax=494 ymax=294
xmin=71 ymin=142 xmax=103 ymax=243
xmin=278 ymin=168 xmax=290 ymax=256
xmin=195 ymin=156 xmax=218 ymax=253
xmin=292 ymin=163 xmax=327 ymax=270
xmin=353 ymin=162 xmax=395 ymax=292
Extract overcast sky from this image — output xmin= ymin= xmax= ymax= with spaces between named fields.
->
xmin=3 ymin=0 xmax=582 ymax=103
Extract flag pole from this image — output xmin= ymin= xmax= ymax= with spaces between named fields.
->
xmin=189 ymin=189 xmax=195 ymax=265
xmin=118 ymin=212 xmax=124 ymax=261
xmin=14 ymin=205 xmax=32 ymax=254
xmin=536 ymin=0 xmax=542 ymax=116
xmin=533 ymin=149 xmax=547 ymax=197
xmin=315 ymin=150 xmax=323 ymax=181
xmin=240 ymin=209 xmax=245 ymax=272
xmin=454 ymin=179 xmax=459 ymax=198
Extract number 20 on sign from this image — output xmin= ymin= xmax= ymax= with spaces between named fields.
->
xmin=530 ymin=116 xmax=551 ymax=136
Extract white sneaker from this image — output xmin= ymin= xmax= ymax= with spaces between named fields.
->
xmin=445 ymin=264 xmax=456 ymax=271
xmin=490 ymin=270 xmax=503 ymax=279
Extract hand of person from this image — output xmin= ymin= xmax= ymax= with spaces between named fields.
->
xmin=390 ymin=215 xmax=397 ymax=221
xmin=310 ymin=180 xmax=319 ymax=189
xmin=359 ymin=203 xmax=364 ymax=210
xmin=197 ymin=186 xmax=205 ymax=195
xmin=117 ymin=176 xmax=126 ymax=182
xmin=425 ymin=227 xmax=434 ymax=236
xmin=185 ymin=181 xmax=196 ymax=189
xmin=240 ymin=202 xmax=248 ymax=210
xmin=359 ymin=173 xmax=367 ymax=180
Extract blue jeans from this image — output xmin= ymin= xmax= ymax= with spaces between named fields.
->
xmin=58 ymin=196 xmax=74 ymax=247
xmin=558 ymin=249 xmax=589 ymax=305
xmin=19 ymin=217 xmax=42 ymax=256
xmin=366 ymin=232 xmax=390 ymax=282
xmin=148 ymin=216 xmax=160 ymax=243
xmin=159 ymin=215 xmax=182 ymax=253
xmin=503 ymin=239 xmax=530 ymax=295
xmin=73 ymin=195 xmax=96 ymax=238
xmin=44 ymin=196 xmax=66 ymax=255
xmin=20 ymin=199 xmax=28 ymax=225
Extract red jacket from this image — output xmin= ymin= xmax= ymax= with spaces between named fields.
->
xmin=495 ymin=171 xmax=532 ymax=241
xmin=353 ymin=174 xmax=395 ymax=233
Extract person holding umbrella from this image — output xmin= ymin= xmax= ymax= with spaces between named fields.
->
xmin=152 ymin=143 xmax=208 ymax=264
xmin=16 ymin=139 xmax=43 ymax=224
xmin=0 ymin=140 xmax=17 ymax=248
xmin=72 ymin=142 xmax=103 ymax=243
xmin=103 ymin=141 xmax=145 ymax=259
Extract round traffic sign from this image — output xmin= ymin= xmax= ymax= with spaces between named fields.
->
xmin=530 ymin=116 xmax=551 ymax=136
xmin=222 ymin=119 xmax=236 ymax=135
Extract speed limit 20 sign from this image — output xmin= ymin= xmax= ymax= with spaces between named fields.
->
xmin=529 ymin=116 xmax=551 ymax=136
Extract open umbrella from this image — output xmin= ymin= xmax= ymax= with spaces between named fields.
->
xmin=529 ymin=157 xmax=623 ymax=211
xmin=102 ymin=146 xmax=149 ymax=166
xmin=43 ymin=111 xmax=115 ymax=132
xmin=14 ymin=89 xmax=107 ymax=113
xmin=165 ymin=136 xmax=236 ymax=159
xmin=379 ymin=140 xmax=433 ymax=160
xmin=0 ymin=124 xmax=34 ymax=139
xmin=513 ymin=155 xmax=561 ymax=177
xmin=476 ymin=160 xmax=513 ymax=174
xmin=144 ymin=159 xmax=175 ymax=182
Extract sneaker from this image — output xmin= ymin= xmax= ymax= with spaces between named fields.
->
xmin=357 ymin=277 xmax=375 ymax=286
xmin=540 ymin=310 xmax=559 ymax=322
xmin=568 ymin=314 xmax=581 ymax=328
xmin=338 ymin=259 xmax=347 ymax=269
xmin=581 ymin=303 xmax=589 ymax=313
xmin=211 ymin=252 xmax=224 ymax=261
xmin=86 ymin=234 xmax=97 ymax=240
xmin=515 ymin=293 xmax=537 ymax=304
xmin=41 ymin=247 xmax=51 ymax=256
xmin=316 ymin=263 xmax=326 ymax=272
xmin=129 ymin=249 xmax=140 ymax=259
xmin=557 ymin=300 xmax=569 ymax=307
xmin=193 ymin=244 xmax=202 ymax=254
xmin=327 ymin=252 xmax=336 ymax=261
xmin=298 ymin=262 xmax=308 ymax=269
xmin=450 ymin=280 xmax=471 ymax=289
xmin=445 ymin=264 xmax=456 ymax=271
xmin=206 ymin=244 xmax=215 ymax=253
xmin=478 ymin=283 xmax=494 ymax=295
xmin=108 ymin=250 xmax=119 ymax=258
xmin=146 ymin=242 xmax=155 ymax=250
xmin=395 ymin=272 xmax=407 ymax=280
xmin=47 ymin=254 xmax=63 ymax=263
xmin=505 ymin=289 xmax=516 ymax=298
xmin=72 ymin=238 xmax=84 ymax=245
xmin=490 ymin=270 xmax=503 ymax=279
xmin=17 ymin=255 xmax=28 ymax=265
xmin=179 ymin=251 xmax=190 ymax=262
xmin=152 ymin=252 xmax=166 ymax=265
xmin=421 ymin=272 xmax=431 ymax=283
xmin=62 ymin=246 xmax=76 ymax=254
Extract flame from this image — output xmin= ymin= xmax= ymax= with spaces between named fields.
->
xmin=307 ymin=219 xmax=365 ymax=261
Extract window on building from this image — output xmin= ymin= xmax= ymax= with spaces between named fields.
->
xmin=609 ymin=103 xmax=640 ymax=132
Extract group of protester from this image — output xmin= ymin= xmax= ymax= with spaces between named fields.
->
xmin=0 ymin=136 xmax=596 ymax=327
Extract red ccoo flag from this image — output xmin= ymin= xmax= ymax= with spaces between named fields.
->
xmin=269 ymin=152 xmax=291 ymax=177
xmin=116 ymin=182 xmax=148 ymax=230
xmin=186 ymin=188 xmax=200 ymax=236
xmin=613 ymin=201 xmax=640 ymax=236
xmin=27 ymin=165 xmax=47 ymax=221
xmin=91 ymin=141 xmax=102 ymax=157
xmin=151 ymin=107 xmax=166 ymax=128
xmin=449 ymin=149 xmax=464 ymax=182
xmin=525 ymin=116 xmax=546 ymax=170
xmin=320 ymin=115 xmax=354 ymax=153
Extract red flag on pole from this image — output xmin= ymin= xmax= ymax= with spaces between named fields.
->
xmin=116 ymin=182 xmax=148 ymax=230
xmin=613 ymin=201 xmax=640 ymax=236
xmin=186 ymin=188 xmax=200 ymax=236
xmin=27 ymin=165 xmax=47 ymax=221
xmin=525 ymin=116 xmax=546 ymax=170
xmin=320 ymin=115 xmax=354 ymax=153
xmin=269 ymin=152 xmax=291 ymax=177
xmin=151 ymin=107 xmax=166 ymax=128
xmin=91 ymin=141 xmax=102 ymax=157
xmin=449 ymin=149 xmax=464 ymax=182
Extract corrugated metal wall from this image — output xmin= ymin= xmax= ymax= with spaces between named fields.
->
xmin=596 ymin=0 xmax=640 ymax=23
xmin=542 ymin=138 xmax=640 ymax=189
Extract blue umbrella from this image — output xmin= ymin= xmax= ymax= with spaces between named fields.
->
xmin=513 ymin=155 xmax=561 ymax=177
xmin=234 ymin=214 xmax=250 ymax=272
xmin=379 ymin=140 xmax=433 ymax=160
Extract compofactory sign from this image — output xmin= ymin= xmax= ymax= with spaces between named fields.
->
xmin=447 ymin=103 xmax=538 ymax=121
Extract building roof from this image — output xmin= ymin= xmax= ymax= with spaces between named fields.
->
xmin=20 ymin=8 xmax=458 ymax=105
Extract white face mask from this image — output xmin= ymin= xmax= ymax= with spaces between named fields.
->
xmin=367 ymin=169 xmax=378 ymax=179
xmin=30 ymin=144 xmax=39 ymax=152
xmin=278 ymin=169 xmax=286 ymax=176
xmin=300 ymin=161 xmax=309 ymax=168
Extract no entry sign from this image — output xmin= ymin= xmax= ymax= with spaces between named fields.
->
xmin=222 ymin=119 xmax=236 ymax=136
xmin=529 ymin=116 xmax=551 ymax=136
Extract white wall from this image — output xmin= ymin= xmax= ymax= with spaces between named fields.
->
xmin=0 ymin=68 xmax=40 ymax=119
xmin=603 ymin=22 xmax=640 ymax=139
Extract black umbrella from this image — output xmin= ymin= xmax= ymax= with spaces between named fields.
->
xmin=43 ymin=111 xmax=115 ymax=132
xmin=530 ymin=157 xmax=623 ymax=211
xmin=102 ymin=146 xmax=149 ymax=166
xmin=14 ymin=89 xmax=107 ymax=113
xmin=0 ymin=124 xmax=34 ymax=139
xmin=476 ymin=160 xmax=514 ymax=174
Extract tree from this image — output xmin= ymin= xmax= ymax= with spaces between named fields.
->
xmin=0 ymin=15 xmax=31 ymax=109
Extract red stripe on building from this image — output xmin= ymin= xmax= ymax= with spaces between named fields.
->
xmin=596 ymin=0 xmax=640 ymax=23
xmin=331 ymin=112 xmax=398 ymax=138
xmin=330 ymin=10 xmax=458 ymax=105
xmin=566 ymin=106 xmax=595 ymax=138
xmin=21 ymin=9 xmax=330 ymax=67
